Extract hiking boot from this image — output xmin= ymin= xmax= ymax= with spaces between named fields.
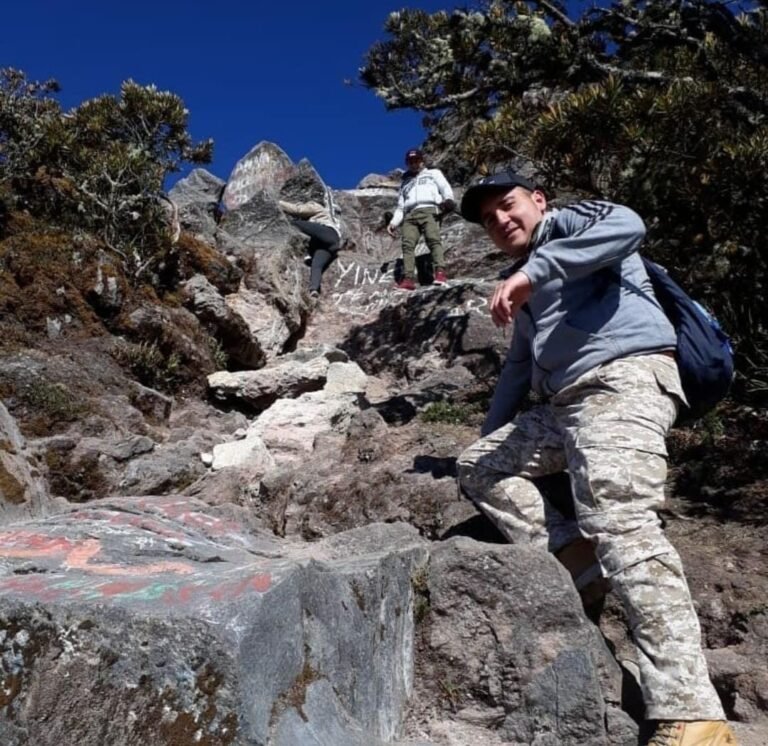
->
xmin=647 ymin=720 xmax=738 ymax=745
xmin=309 ymin=289 xmax=320 ymax=299
xmin=433 ymin=269 xmax=448 ymax=284
xmin=395 ymin=277 xmax=416 ymax=290
xmin=304 ymin=254 xmax=313 ymax=266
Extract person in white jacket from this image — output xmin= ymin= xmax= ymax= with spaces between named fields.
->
xmin=279 ymin=187 xmax=343 ymax=298
xmin=387 ymin=149 xmax=455 ymax=290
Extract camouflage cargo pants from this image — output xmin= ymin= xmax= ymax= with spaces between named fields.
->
xmin=457 ymin=354 xmax=725 ymax=720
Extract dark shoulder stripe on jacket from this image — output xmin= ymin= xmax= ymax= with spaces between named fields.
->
xmin=566 ymin=202 xmax=614 ymax=238
xmin=563 ymin=200 xmax=606 ymax=217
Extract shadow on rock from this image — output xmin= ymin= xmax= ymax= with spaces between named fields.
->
xmin=409 ymin=455 xmax=457 ymax=479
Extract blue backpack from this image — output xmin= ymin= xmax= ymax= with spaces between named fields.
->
xmin=639 ymin=258 xmax=734 ymax=420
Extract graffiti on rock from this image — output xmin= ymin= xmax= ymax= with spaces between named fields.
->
xmin=328 ymin=258 xmax=492 ymax=319
xmin=0 ymin=570 xmax=272 ymax=606
xmin=0 ymin=523 xmax=273 ymax=605
xmin=0 ymin=531 xmax=193 ymax=576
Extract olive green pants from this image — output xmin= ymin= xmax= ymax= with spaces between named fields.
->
xmin=400 ymin=208 xmax=444 ymax=279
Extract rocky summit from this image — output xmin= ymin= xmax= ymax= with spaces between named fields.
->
xmin=0 ymin=141 xmax=765 ymax=746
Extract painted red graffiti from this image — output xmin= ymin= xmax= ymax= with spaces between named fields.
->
xmin=0 ymin=533 xmax=193 ymax=576
xmin=99 ymin=579 xmax=152 ymax=597
xmin=65 ymin=539 xmax=194 ymax=576
xmin=69 ymin=509 xmax=187 ymax=540
xmin=0 ymin=531 xmax=75 ymax=557
xmin=158 ymin=573 xmax=271 ymax=605
xmin=126 ymin=499 xmax=242 ymax=537
xmin=208 ymin=573 xmax=272 ymax=601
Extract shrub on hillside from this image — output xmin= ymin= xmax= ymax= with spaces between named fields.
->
xmin=0 ymin=68 xmax=213 ymax=276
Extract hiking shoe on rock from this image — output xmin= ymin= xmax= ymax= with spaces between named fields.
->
xmin=395 ymin=278 xmax=416 ymax=290
xmin=648 ymin=720 xmax=737 ymax=745
xmin=433 ymin=269 xmax=448 ymax=284
xmin=304 ymin=254 xmax=313 ymax=266
xmin=309 ymin=289 xmax=320 ymax=299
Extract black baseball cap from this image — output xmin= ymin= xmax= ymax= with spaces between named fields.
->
xmin=405 ymin=148 xmax=424 ymax=162
xmin=460 ymin=170 xmax=538 ymax=224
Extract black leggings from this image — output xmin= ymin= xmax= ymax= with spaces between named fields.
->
xmin=292 ymin=219 xmax=339 ymax=293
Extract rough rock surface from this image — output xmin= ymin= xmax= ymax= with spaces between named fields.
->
xmin=169 ymin=168 xmax=226 ymax=242
xmin=1 ymin=140 xmax=765 ymax=745
xmin=0 ymin=498 xmax=428 ymax=746
xmin=406 ymin=538 xmax=637 ymax=745
xmin=0 ymin=402 xmax=56 ymax=524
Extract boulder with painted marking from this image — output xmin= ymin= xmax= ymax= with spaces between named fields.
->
xmin=221 ymin=141 xmax=295 ymax=211
xmin=0 ymin=496 xmax=430 ymax=746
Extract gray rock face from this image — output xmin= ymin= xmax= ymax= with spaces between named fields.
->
xmin=216 ymin=191 xmax=306 ymax=359
xmin=0 ymin=498 xmax=428 ymax=746
xmin=279 ymin=158 xmax=328 ymax=207
xmin=0 ymin=402 xmax=53 ymax=524
xmin=219 ymin=192 xmax=296 ymax=254
xmin=225 ymin=288 xmax=300 ymax=361
xmin=222 ymin=141 xmax=296 ymax=210
xmin=169 ymin=168 xmax=226 ymax=241
xmin=182 ymin=274 xmax=266 ymax=370
xmin=411 ymin=538 xmax=636 ymax=746
xmin=335 ymin=279 xmax=506 ymax=385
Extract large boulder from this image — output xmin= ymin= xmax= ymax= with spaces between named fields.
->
xmin=207 ymin=347 xmax=349 ymax=411
xmin=224 ymin=288 xmax=303 ymax=360
xmin=221 ymin=141 xmax=295 ymax=210
xmin=408 ymin=537 xmax=637 ymax=745
xmin=216 ymin=191 xmax=306 ymax=358
xmin=181 ymin=274 xmax=265 ymax=370
xmin=335 ymin=279 xmax=506 ymax=384
xmin=0 ymin=497 xmax=429 ymax=746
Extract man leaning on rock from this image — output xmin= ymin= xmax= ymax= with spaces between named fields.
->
xmin=455 ymin=170 xmax=737 ymax=746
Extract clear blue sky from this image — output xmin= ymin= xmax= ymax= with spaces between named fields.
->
xmin=4 ymin=1 xmax=588 ymax=190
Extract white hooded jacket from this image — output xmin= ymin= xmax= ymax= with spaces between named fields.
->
xmin=389 ymin=168 xmax=454 ymax=229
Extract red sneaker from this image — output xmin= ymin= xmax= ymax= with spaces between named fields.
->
xmin=395 ymin=277 xmax=416 ymax=290
xmin=433 ymin=270 xmax=448 ymax=285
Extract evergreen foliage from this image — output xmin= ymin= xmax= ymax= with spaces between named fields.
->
xmin=361 ymin=1 xmax=767 ymax=402
xmin=0 ymin=68 xmax=212 ymax=274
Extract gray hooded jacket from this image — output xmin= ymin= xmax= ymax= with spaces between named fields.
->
xmin=483 ymin=200 xmax=676 ymax=435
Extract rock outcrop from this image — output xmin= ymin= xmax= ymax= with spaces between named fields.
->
xmin=1 ymin=140 xmax=765 ymax=746
xmin=0 ymin=401 xmax=55 ymax=524
xmin=0 ymin=498 xmax=428 ymax=746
